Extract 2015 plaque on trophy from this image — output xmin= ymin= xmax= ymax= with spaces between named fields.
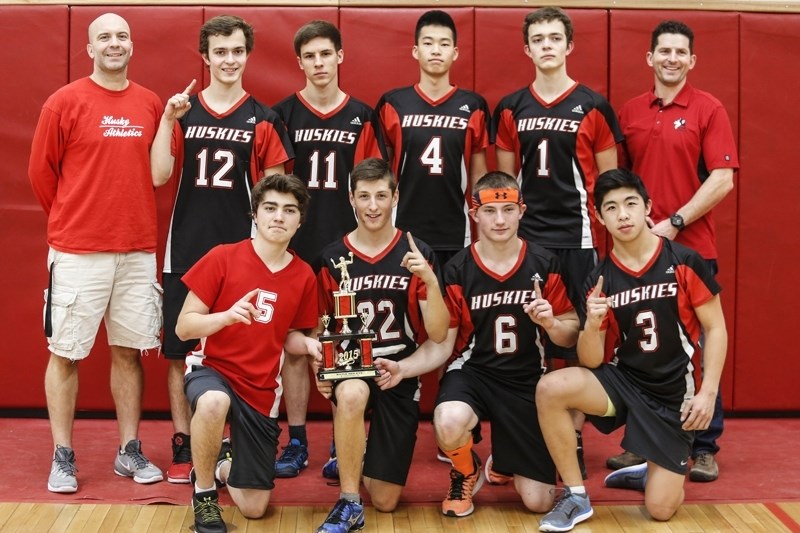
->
xmin=318 ymin=252 xmax=380 ymax=381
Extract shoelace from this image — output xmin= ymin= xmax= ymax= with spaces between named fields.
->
xmin=196 ymin=497 xmax=223 ymax=523
xmin=325 ymin=499 xmax=352 ymax=524
xmin=447 ymin=469 xmax=468 ymax=500
xmin=126 ymin=449 xmax=150 ymax=470
xmin=549 ymin=488 xmax=579 ymax=515
xmin=54 ymin=456 xmax=77 ymax=477
xmin=279 ymin=444 xmax=303 ymax=463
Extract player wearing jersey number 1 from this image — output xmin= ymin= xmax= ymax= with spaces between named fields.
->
xmin=150 ymin=15 xmax=293 ymax=485
xmin=493 ymin=6 xmax=624 ymax=478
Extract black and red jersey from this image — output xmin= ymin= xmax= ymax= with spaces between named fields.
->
xmin=273 ymin=93 xmax=386 ymax=267
xmin=376 ymin=85 xmax=491 ymax=251
xmin=317 ymin=230 xmax=439 ymax=362
xmin=164 ymin=93 xmax=293 ymax=274
xmin=493 ymin=83 xmax=622 ymax=249
xmin=444 ymin=240 xmax=574 ymax=383
xmin=580 ymin=238 xmax=721 ymax=408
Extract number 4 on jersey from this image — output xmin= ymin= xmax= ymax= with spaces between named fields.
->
xmin=420 ymin=136 xmax=444 ymax=175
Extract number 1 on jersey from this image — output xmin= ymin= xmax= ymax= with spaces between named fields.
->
xmin=534 ymin=138 xmax=552 ymax=178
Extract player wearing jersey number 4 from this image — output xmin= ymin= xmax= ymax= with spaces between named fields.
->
xmin=536 ymin=169 xmax=726 ymax=532
xmin=376 ymin=10 xmax=491 ymax=268
xmin=151 ymin=15 xmax=294 ymax=485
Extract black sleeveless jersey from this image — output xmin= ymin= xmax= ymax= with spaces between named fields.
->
xmin=273 ymin=93 xmax=386 ymax=268
xmin=581 ymin=238 xmax=721 ymax=408
xmin=164 ymin=93 xmax=293 ymax=274
xmin=318 ymin=230 xmax=439 ymax=363
xmin=444 ymin=240 xmax=574 ymax=383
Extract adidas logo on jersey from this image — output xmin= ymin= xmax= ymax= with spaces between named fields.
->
xmin=246 ymin=116 xmax=256 ymax=124
xmin=531 ymin=273 xmax=544 ymax=283
xmin=459 ymin=104 xmax=471 ymax=113
xmin=571 ymin=105 xmax=584 ymax=114
xmin=665 ymin=265 xmax=675 ymax=274
xmin=350 ymin=116 xmax=362 ymax=125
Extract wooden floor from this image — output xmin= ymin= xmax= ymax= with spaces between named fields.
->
xmin=2 ymin=502 xmax=798 ymax=532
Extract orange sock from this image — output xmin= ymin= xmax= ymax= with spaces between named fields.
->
xmin=444 ymin=437 xmax=475 ymax=476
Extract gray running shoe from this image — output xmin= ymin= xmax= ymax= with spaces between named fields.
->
xmin=539 ymin=487 xmax=593 ymax=532
xmin=48 ymin=445 xmax=78 ymax=493
xmin=604 ymin=462 xmax=648 ymax=491
xmin=114 ymin=439 xmax=163 ymax=484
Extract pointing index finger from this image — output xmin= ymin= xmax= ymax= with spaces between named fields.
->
xmin=183 ymin=79 xmax=197 ymax=96
xmin=590 ymin=275 xmax=604 ymax=298
xmin=406 ymin=231 xmax=420 ymax=253
xmin=243 ymin=288 xmax=260 ymax=303
xmin=533 ymin=278 xmax=542 ymax=300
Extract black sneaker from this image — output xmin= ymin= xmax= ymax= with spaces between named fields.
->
xmin=192 ymin=489 xmax=226 ymax=533
xmin=167 ymin=432 xmax=192 ymax=484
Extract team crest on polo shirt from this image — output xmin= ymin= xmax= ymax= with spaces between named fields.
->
xmin=673 ymin=118 xmax=687 ymax=130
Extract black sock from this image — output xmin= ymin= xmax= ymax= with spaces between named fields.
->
xmin=289 ymin=425 xmax=307 ymax=446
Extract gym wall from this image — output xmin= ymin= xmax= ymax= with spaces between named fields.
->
xmin=1 ymin=4 xmax=797 ymax=414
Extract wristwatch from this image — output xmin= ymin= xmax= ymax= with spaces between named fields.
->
xmin=670 ymin=213 xmax=686 ymax=231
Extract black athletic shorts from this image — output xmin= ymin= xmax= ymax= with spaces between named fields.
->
xmin=333 ymin=376 xmax=420 ymax=486
xmin=587 ymin=364 xmax=693 ymax=474
xmin=163 ymin=273 xmax=198 ymax=360
xmin=435 ymin=366 xmax=556 ymax=484
xmin=185 ymin=365 xmax=281 ymax=489
xmin=544 ymin=247 xmax=596 ymax=361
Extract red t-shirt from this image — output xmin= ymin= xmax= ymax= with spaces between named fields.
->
xmin=619 ymin=83 xmax=739 ymax=259
xmin=29 ymin=77 xmax=162 ymax=253
xmin=182 ymin=240 xmax=318 ymax=417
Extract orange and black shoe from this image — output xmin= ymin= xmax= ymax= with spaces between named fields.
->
xmin=442 ymin=451 xmax=485 ymax=517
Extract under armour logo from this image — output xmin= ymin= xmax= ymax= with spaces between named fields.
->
xmin=495 ymin=191 xmax=508 ymax=200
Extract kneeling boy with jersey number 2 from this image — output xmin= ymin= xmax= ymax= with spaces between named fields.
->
xmin=313 ymin=158 xmax=450 ymax=533
xmin=536 ymin=168 xmax=726 ymax=532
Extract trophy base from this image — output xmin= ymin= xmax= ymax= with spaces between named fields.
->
xmin=318 ymin=367 xmax=380 ymax=381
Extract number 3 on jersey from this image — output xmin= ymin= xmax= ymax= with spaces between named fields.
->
xmin=420 ymin=136 xmax=444 ymax=175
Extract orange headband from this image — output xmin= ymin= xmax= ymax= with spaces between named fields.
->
xmin=471 ymin=188 xmax=522 ymax=208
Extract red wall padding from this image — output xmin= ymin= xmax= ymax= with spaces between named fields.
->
xmin=735 ymin=14 xmax=800 ymax=411
xmin=1 ymin=6 xmax=796 ymax=414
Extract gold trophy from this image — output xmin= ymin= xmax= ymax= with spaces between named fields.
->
xmin=318 ymin=252 xmax=379 ymax=381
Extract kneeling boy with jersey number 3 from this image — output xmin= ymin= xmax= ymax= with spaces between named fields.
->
xmin=536 ymin=168 xmax=726 ymax=532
